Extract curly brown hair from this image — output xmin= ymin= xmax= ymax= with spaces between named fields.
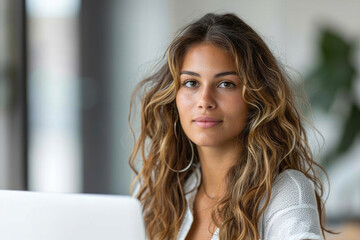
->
xmin=129 ymin=12 xmax=330 ymax=239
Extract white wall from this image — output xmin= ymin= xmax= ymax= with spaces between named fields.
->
xmin=109 ymin=0 xmax=171 ymax=194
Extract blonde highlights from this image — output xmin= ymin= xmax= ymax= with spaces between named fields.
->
xmin=129 ymin=13 xmax=330 ymax=239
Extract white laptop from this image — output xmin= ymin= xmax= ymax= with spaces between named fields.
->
xmin=0 ymin=190 xmax=146 ymax=240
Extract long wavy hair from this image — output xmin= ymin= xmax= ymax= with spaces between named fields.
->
xmin=129 ymin=13 xmax=330 ymax=240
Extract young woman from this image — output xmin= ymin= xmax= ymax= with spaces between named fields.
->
xmin=129 ymin=13 xmax=330 ymax=240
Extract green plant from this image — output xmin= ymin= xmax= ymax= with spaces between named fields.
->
xmin=306 ymin=29 xmax=359 ymax=167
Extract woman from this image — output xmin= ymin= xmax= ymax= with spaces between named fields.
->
xmin=129 ymin=13 xmax=331 ymax=240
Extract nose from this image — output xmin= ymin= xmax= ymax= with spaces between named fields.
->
xmin=197 ymin=86 xmax=216 ymax=110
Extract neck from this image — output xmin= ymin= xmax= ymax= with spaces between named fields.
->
xmin=197 ymin=143 xmax=242 ymax=198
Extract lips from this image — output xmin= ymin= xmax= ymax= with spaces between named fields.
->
xmin=193 ymin=116 xmax=222 ymax=128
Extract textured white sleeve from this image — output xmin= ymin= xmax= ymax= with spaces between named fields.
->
xmin=263 ymin=170 xmax=324 ymax=240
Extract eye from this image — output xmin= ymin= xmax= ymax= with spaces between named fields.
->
xmin=183 ymin=80 xmax=199 ymax=88
xmin=218 ymin=81 xmax=235 ymax=88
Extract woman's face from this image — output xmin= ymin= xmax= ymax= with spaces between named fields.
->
xmin=176 ymin=43 xmax=248 ymax=148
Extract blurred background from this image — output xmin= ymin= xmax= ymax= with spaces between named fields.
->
xmin=0 ymin=0 xmax=359 ymax=239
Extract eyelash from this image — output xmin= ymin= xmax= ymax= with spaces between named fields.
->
xmin=182 ymin=80 xmax=199 ymax=88
xmin=182 ymin=80 xmax=236 ymax=89
xmin=218 ymin=82 xmax=235 ymax=88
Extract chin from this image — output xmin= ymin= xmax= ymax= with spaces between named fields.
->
xmin=190 ymin=137 xmax=222 ymax=147
xmin=194 ymin=142 xmax=218 ymax=147
xmin=189 ymin=133 xmax=240 ymax=149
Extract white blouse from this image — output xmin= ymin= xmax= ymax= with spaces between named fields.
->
xmin=177 ymin=166 xmax=324 ymax=240
xmin=135 ymin=166 xmax=324 ymax=240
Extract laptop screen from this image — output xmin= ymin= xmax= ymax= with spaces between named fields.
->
xmin=0 ymin=190 xmax=146 ymax=240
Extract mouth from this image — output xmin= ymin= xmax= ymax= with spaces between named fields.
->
xmin=193 ymin=116 xmax=222 ymax=128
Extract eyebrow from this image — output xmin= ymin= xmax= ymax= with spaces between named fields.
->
xmin=180 ymin=71 xmax=237 ymax=78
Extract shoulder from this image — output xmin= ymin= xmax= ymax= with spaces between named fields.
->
xmin=265 ymin=169 xmax=318 ymax=218
xmin=261 ymin=169 xmax=323 ymax=240
xmin=270 ymin=169 xmax=317 ymax=207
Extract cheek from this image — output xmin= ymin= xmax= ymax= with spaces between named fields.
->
xmin=237 ymin=104 xmax=249 ymax=128
xmin=176 ymin=91 xmax=193 ymax=117
xmin=224 ymin=96 xmax=248 ymax=122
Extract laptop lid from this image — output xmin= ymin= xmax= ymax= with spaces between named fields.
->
xmin=0 ymin=190 xmax=146 ymax=240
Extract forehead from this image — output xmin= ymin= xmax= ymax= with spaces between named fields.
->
xmin=180 ymin=43 xmax=236 ymax=72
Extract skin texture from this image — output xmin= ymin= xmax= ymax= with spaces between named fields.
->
xmin=176 ymin=43 xmax=249 ymax=239
xmin=176 ymin=43 xmax=248 ymax=150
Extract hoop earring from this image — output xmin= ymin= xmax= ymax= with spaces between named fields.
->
xmin=165 ymin=138 xmax=194 ymax=173
xmin=174 ymin=121 xmax=178 ymax=140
